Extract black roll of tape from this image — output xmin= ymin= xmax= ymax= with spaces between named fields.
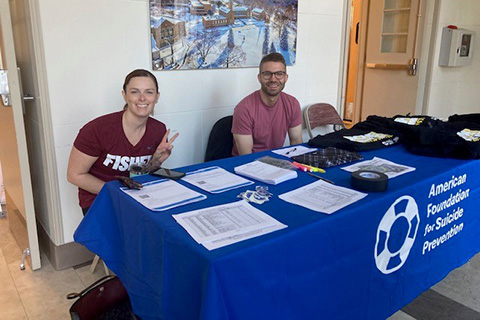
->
xmin=351 ymin=170 xmax=388 ymax=192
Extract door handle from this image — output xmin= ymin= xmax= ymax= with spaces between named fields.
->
xmin=408 ymin=58 xmax=418 ymax=76
xmin=366 ymin=63 xmax=409 ymax=70
xmin=0 ymin=69 xmax=34 ymax=108
xmin=366 ymin=58 xmax=418 ymax=76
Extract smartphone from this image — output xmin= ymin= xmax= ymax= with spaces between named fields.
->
xmin=151 ymin=168 xmax=186 ymax=180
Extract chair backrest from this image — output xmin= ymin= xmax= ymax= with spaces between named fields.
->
xmin=304 ymin=103 xmax=345 ymax=139
xmin=204 ymin=115 xmax=234 ymax=162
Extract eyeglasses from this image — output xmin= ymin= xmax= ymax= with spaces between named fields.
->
xmin=260 ymin=71 xmax=286 ymax=80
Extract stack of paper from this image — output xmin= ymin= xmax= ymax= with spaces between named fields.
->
xmin=173 ymin=200 xmax=287 ymax=250
xmin=120 ymin=179 xmax=206 ymax=211
xmin=182 ymin=166 xmax=253 ymax=193
xmin=279 ymin=180 xmax=367 ymax=214
xmin=234 ymin=160 xmax=297 ymax=185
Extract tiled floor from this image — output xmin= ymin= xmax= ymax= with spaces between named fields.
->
xmin=0 ymin=215 xmax=106 ymax=320
xmin=0 ymin=214 xmax=479 ymax=320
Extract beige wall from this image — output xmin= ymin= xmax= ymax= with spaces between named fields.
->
xmin=29 ymin=0 xmax=480 ymax=245
xmin=36 ymin=0 xmax=346 ymax=243
xmin=424 ymin=0 xmax=480 ymax=118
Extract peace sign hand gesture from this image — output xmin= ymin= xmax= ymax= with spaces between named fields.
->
xmin=151 ymin=129 xmax=179 ymax=167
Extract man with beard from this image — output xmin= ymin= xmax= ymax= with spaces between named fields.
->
xmin=231 ymin=53 xmax=303 ymax=155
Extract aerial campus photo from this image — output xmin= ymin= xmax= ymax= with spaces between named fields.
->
xmin=150 ymin=0 xmax=298 ymax=70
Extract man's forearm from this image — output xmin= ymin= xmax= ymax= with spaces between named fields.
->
xmin=288 ymin=125 xmax=303 ymax=145
xmin=290 ymin=136 xmax=303 ymax=145
xmin=234 ymin=134 xmax=254 ymax=155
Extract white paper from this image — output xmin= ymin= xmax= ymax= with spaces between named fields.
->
xmin=182 ymin=166 xmax=253 ymax=193
xmin=272 ymin=145 xmax=317 ymax=158
xmin=173 ymin=200 xmax=287 ymax=250
xmin=234 ymin=161 xmax=297 ymax=185
xmin=341 ymin=157 xmax=415 ymax=178
xmin=279 ymin=180 xmax=367 ymax=214
xmin=202 ymin=224 xmax=286 ymax=250
xmin=120 ymin=179 xmax=206 ymax=211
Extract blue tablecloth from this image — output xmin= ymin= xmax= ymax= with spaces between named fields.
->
xmin=74 ymin=145 xmax=480 ymax=320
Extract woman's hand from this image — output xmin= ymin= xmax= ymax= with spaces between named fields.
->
xmin=151 ymin=129 xmax=179 ymax=166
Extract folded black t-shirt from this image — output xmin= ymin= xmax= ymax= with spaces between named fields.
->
xmin=308 ymin=128 xmax=399 ymax=151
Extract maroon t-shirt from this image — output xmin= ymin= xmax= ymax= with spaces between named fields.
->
xmin=231 ymin=91 xmax=302 ymax=155
xmin=73 ymin=111 xmax=166 ymax=208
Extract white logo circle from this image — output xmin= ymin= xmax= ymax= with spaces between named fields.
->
xmin=375 ymin=195 xmax=419 ymax=274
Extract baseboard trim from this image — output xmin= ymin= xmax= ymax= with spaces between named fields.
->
xmin=37 ymin=221 xmax=94 ymax=270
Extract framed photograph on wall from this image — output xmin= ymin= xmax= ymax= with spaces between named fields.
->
xmin=150 ymin=0 xmax=298 ymax=70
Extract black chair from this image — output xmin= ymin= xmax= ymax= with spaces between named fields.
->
xmin=204 ymin=115 xmax=233 ymax=162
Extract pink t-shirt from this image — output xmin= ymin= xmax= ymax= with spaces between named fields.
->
xmin=231 ymin=91 xmax=302 ymax=155
xmin=74 ymin=111 xmax=166 ymax=208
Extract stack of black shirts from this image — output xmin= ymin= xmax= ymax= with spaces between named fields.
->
xmin=405 ymin=114 xmax=480 ymax=159
xmin=307 ymin=113 xmax=480 ymax=159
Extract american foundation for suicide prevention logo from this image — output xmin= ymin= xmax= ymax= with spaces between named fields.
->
xmin=375 ymin=196 xmax=420 ymax=274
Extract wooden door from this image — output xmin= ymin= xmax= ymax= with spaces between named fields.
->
xmin=344 ymin=0 xmax=363 ymax=123
xmin=360 ymin=0 xmax=426 ymax=120
xmin=0 ymin=0 xmax=41 ymax=270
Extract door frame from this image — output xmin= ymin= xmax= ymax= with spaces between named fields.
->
xmin=338 ymin=0 xmax=439 ymax=124
xmin=25 ymin=0 xmax=65 ymax=246
xmin=337 ymin=0 xmax=370 ymax=125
